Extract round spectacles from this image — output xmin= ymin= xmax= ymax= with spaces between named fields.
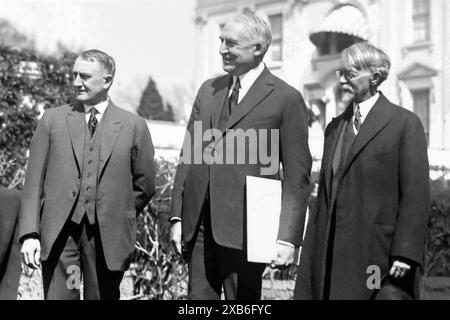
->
xmin=336 ymin=69 xmax=370 ymax=80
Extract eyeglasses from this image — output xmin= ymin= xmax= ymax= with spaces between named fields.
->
xmin=219 ymin=37 xmax=258 ymax=50
xmin=336 ymin=69 xmax=370 ymax=80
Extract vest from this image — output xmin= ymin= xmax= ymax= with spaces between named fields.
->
xmin=71 ymin=116 xmax=105 ymax=224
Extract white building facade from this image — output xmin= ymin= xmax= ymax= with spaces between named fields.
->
xmin=192 ymin=0 xmax=450 ymax=174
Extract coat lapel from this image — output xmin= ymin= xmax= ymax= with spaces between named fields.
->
xmin=99 ymin=102 xmax=122 ymax=176
xmin=222 ymin=67 xmax=274 ymax=132
xmin=66 ymin=102 xmax=86 ymax=173
xmin=211 ymin=75 xmax=231 ymax=130
xmin=322 ymin=107 xmax=351 ymax=205
xmin=340 ymin=93 xmax=395 ymax=177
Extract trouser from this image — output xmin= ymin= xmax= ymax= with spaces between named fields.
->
xmin=42 ymin=216 xmax=124 ymax=300
xmin=187 ymin=200 xmax=266 ymax=300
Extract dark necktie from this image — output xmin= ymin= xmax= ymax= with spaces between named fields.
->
xmin=353 ymin=104 xmax=361 ymax=132
xmin=228 ymin=77 xmax=241 ymax=115
xmin=88 ymin=107 xmax=99 ymax=137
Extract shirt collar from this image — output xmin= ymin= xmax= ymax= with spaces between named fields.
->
xmin=354 ymin=92 xmax=380 ymax=117
xmin=232 ymin=62 xmax=265 ymax=91
xmin=84 ymin=97 xmax=110 ymax=115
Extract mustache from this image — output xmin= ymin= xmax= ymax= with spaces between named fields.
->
xmin=341 ymin=84 xmax=354 ymax=93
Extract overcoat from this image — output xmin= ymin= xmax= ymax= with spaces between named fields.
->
xmin=294 ymin=93 xmax=430 ymax=299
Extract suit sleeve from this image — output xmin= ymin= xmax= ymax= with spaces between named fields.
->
xmin=277 ymin=90 xmax=312 ymax=246
xmin=18 ymin=111 xmax=51 ymax=239
xmin=390 ymin=114 xmax=430 ymax=265
xmin=169 ymin=83 xmax=203 ymax=221
xmin=132 ymin=118 xmax=156 ymax=214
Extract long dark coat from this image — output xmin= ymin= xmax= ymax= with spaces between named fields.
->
xmin=294 ymin=93 xmax=430 ymax=299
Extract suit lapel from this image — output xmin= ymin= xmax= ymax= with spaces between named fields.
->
xmin=66 ymin=102 xmax=86 ymax=173
xmin=222 ymin=67 xmax=274 ymax=132
xmin=99 ymin=102 xmax=122 ymax=176
xmin=340 ymin=93 xmax=395 ymax=177
xmin=211 ymin=75 xmax=231 ymax=130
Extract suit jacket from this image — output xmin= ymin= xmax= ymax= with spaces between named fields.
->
xmin=0 ymin=188 xmax=21 ymax=300
xmin=294 ymin=93 xmax=430 ymax=299
xmin=170 ymin=67 xmax=312 ymax=250
xmin=19 ymin=101 xmax=155 ymax=271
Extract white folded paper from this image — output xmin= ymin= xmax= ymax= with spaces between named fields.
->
xmin=246 ymin=176 xmax=306 ymax=265
xmin=246 ymin=176 xmax=282 ymax=264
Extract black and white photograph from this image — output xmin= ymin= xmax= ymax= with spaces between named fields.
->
xmin=0 ymin=0 xmax=449 ymax=305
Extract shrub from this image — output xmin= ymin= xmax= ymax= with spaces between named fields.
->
xmin=0 ymin=45 xmax=76 ymax=188
xmin=130 ymin=157 xmax=188 ymax=299
xmin=424 ymin=178 xmax=450 ymax=277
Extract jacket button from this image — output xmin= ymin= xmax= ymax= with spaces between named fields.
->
xmin=71 ymin=191 xmax=76 ymax=197
xmin=88 ymin=160 xmax=93 ymax=164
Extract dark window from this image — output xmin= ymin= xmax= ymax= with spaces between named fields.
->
xmin=268 ymin=14 xmax=283 ymax=62
xmin=412 ymin=89 xmax=430 ymax=145
xmin=413 ymin=0 xmax=430 ymax=42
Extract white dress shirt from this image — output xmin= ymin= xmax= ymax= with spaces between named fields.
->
xmin=229 ymin=62 xmax=265 ymax=103
xmin=353 ymin=92 xmax=380 ymax=134
xmin=84 ymin=98 xmax=109 ymax=124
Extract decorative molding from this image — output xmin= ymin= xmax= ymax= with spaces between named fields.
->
xmin=398 ymin=62 xmax=438 ymax=81
xmin=402 ymin=41 xmax=433 ymax=56
xmin=194 ymin=13 xmax=208 ymax=27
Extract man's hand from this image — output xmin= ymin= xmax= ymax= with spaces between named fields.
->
xmin=170 ymin=221 xmax=182 ymax=255
xmin=389 ymin=260 xmax=411 ymax=278
xmin=21 ymin=238 xmax=41 ymax=270
xmin=270 ymin=243 xmax=295 ymax=269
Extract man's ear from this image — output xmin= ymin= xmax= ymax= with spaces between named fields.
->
xmin=371 ymin=71 xmax=381 ymax=87
xmin=254 ymin=43 xmax=263 ymax=57
xmin=104 ymin=75 xmax=114 ymax=89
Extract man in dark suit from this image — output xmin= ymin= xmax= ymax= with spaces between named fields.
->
xmin=169 ymin=13 xmax=312 ymax=300
xmin=294 ymin=42 xmax=430 ymax=300
xmin=0 ymin=188 xmax=21 ymax=299
xmin=19 ymin=49 xmax=155 ymax=300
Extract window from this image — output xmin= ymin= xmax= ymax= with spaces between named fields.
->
xmin=412 ymin=89 xmax=430 ymax=145
xmin=413 ymin=0 xmax=430 ymax=42
xmin=268 ymin=14 xmax=283 ymax=62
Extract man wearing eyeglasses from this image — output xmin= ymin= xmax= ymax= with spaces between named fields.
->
xmin=170 ymin=13 xmax=312 ymax=299
xmin=294 ymin=42 xmax=429 ymax=300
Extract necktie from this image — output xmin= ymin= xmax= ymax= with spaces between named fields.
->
xmin=353 ymin=104 xmax=361 ymax=132
xmin=228 ymin=77 xmax=241 ymax=115
xmin=88 ymin=107 xmax=99 ymax=137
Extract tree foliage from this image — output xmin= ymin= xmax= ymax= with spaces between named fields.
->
xmin=137 ymin=77 xmax=174 ymax=121
xmin=0 ymin=45 xmax=77 ymax=188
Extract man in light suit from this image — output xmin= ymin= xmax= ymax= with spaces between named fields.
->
xmin=19 ymin=49 xmax=155 ymax=300
xmin=294 ymin=43 xmax=429 ymax=300
xmin=169 ymin=13 xmax=312 ymax=300
xmin=0 ymin=188 xmax=21 ymax=300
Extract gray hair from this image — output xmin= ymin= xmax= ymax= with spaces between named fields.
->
xmin=79 ymin=49 xmax=116 ymax=77
xmin=230 ymin=13 xmax=272 ymax=56
xmin=341 ymin=42 xmax=391 ymax=87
